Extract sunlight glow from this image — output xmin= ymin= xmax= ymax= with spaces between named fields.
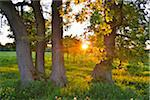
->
xmin=81 ymin=43 xmax=89 ymax=50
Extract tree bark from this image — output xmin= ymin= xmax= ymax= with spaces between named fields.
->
xmin=32 ymin=0 xmax=46 ymax=79
xmin=50 ymin=0 xmax=67 ymax=87
xmin=0 ymin=1 xmax=35 ymax=84
xmin=92 ymin=27 xmax=116 ymax=83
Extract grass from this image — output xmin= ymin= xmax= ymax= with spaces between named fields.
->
xmin=0 ymin=51 xmax=17 ymax=66
xmin=0 ymin=51 xmax=149 ymax=100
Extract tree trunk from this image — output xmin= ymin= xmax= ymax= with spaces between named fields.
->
xmin=92 ymin=27 xmax=116 ymax=83
xmin=50 ymin=0 xmax=67 ymax=87
xmin=0 ymin=1 xmax=35 ymax=84
xmin=32 ymin=0 xmax=46 ymax=79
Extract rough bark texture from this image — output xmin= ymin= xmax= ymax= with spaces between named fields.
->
xmin=92 ymin=27 xmax=116 ymax=83
xmin=32 ymin=0 xmax=45 ymax=79
xmin=0 ymin=1 xmax=35 ymax=84
xmin=50 ymin=0 xmax=67 ymax=87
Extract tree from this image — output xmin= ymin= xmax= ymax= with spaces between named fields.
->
xmin=50 ymin=0 xmax=67 ymax=87
xmin=0 ymin=0 xmax=35 ymax=84
xmin=3 ymin=42 xmax=16 ymax=51
xmin=62 ymin=0 xmax=149 ymax=83
xmin=90 ymin=1 xmax=117 ymax=83
xmin=90 ymin=0 xmax=148 ymax=83
xmin=32 ymin=0 xmax=46 ymax=79
xmin=63 ymin=35 xmax=81 ymax=62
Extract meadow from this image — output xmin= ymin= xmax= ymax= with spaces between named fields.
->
xmin=0 ymin=51 xmax=149 ymax=100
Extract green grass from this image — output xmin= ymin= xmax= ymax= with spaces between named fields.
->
xmin=0 ymin=51 xmax=149 ymax=100
xmin=0 ymin=52 xmax=17 ymax=66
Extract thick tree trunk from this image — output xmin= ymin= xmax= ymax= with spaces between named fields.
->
xmin=0 ymin=1 xmax=35 ymax=84
xmin=50 ymin=0 xmax=67 ymax=87
xmin=92 ymin=27 xmax=116 ymax=83
xmin=32 ymin=0 xmax=46 ymax=79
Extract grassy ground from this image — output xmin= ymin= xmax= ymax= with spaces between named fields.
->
xmin=0 ymin=51 xmax=149 ymax=100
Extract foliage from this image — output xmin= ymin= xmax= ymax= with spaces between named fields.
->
xmin=63 ymin=35 xmax=82 ymax=62
xmin=0 ymin=42 xmax=16 ymax=51
xmin=63 ymin=35 xmax=81 ymax=53
xmin=61 ymin=0 xmax=149 ymax=67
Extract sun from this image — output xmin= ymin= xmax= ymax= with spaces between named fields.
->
xmin=81 ymin=43 xmax=89 ymax=50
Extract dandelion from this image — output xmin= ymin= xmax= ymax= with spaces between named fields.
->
xmin=86 ymin=96 xmax=90 ymax=100
xmin=55 ymin=96 xmax=58 ymax=99
xmin=130 ymin=98 xmax=133 ymax=100
xmin=74 ymin=96 xmax=77 ymax=100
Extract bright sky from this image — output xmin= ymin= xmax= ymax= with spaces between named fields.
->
xmin=0 ymin=19 xmax=14 ymax=45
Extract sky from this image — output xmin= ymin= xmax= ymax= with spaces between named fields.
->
xmin=0 ymin=19 xmax=14 ymax=45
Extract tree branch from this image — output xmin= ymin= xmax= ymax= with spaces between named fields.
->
xmin=14 ymin=1 xmax=31 ymax=7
